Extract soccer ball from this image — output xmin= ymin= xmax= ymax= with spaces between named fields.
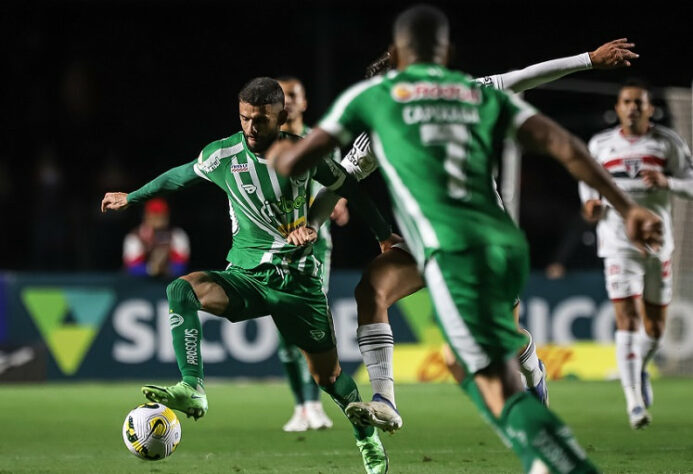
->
xmin=122 ymin=403 xmax=181 ymax=460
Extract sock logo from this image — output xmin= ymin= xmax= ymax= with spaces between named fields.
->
xmin=21 ymin=287 xmax=115 ymax=375
xmin=184 ymin=328 xmax=199 ymax=366
xmin=169 ymin=313 xmax=184 ymax=329
xmin=310 ymin=330 xmax=326 ymax=341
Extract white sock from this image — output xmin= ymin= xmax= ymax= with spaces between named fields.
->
xmin=518 ymin=329 xmax=543 ymax=387
xmin=637 ymin=331 xmax=659 ymax=370
xmin=615 ymin=330 xmax=644 ymax=411
xmin=357 ymin=323 xmax=395 ymax=406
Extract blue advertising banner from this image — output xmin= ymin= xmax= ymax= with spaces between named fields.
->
xmin=3 ymin=270 xmax=692 ymax=381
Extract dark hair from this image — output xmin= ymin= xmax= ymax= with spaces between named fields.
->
xmin=393 ymin=4 xmax=449 ymax=59
xmin=238 ymin=77 xmax=285 ymax=106
xmin=620 ymin=78 xmax=652 ymax=96
xmin=365 ymin=51 xmax=393 ymax=78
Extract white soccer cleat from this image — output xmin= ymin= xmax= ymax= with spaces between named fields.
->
xmin=305 ymin=401 xmax=333 ymax=430
xmin=283 ymin=405 xmax=310 ymax=432
xmin=346 ymin=394 xmax=403 ymax=433
xmin=628 ymin=406 xmax=652 ymax=430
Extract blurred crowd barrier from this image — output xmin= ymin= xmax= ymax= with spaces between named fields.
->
xmin=1 ymin=271 xmax=692 ymax=382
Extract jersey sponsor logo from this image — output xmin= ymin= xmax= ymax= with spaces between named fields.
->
xmin=169 ymin=313 xmax=184 ymax=329
xmin=231 ymin=163 xmax=249 ymax=173
xmin=391 ymin=82 xmax=481 ymax=104
xmin=277 ymin=216 xmax=306 ymax=238
xmin=309 ymin=329 xmax=326 ymax=341
xmin=242 ymin=184 xmax=257 ymax=194
xmin=199 ymin=155 xmax=221 ymax=173
xmin=403 ymin=105 xmax=480 ymax=125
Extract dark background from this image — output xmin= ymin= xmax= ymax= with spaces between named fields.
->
xmin=2 ymin=0 xmax=691 ymax=272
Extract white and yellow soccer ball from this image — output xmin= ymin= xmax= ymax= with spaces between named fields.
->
xmin=122 ymin=403 xmax=181 ymax=460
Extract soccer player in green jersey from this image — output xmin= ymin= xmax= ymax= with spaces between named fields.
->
xmin=292 ymin=38 xmax=639 ymax=428
xmin=269 ymin=6 xmax=663 ymax=473
xmin=102 ymin=77 xmax=395 ymax=473
xmin=274 ymin=76 xmax=350 ymax=431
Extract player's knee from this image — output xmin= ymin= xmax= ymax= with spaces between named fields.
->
xmin=643 ymin=317 xmax=665 ymax=339
xmin=166 ymin=278 xmax=199 ymax=307
xmin=355 ymin=273 xmax=388 ymax=310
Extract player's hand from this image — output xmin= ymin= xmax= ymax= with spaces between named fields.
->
xmin=286 ymin=226 xmax=318 ymax=246
xmin=330 ymin=198 xmax=350 ymax=227
xmin=101 ymin=192 xmax=129 ymax=212
xmin=582 ymin=199 xmax=605 ymax=223
xmin=589 ymin=38 xmax=639 ymax=69
xmin=624 ymin=206 xmax=663 ymax=255
xmin=641 ymin=170 xmax=669 ymax=189
xmin=379 ymin=233 xmax=404 ymax=253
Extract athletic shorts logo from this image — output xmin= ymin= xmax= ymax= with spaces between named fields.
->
xmin=310 ymin=330 xmax=326 ymax=341
xmin=169 ymin=313 xmax=184 ymax=329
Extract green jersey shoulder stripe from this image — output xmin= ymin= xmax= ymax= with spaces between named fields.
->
xmin=319 ymin=75 xmax=386 ymax=146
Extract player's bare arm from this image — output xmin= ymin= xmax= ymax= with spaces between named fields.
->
xmin=269 ymin=128 xmax=337 ymax=177
xmin=589 ymin=38 xmax=639 ymax=68
xmin=518 ymin=114 xmax=663 ymax=252
xmin=582 ymin=199 xmax=605 ymax=222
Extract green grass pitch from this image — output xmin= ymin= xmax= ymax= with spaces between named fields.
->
xmin=1 ymin=379 xmax=692 ymax=473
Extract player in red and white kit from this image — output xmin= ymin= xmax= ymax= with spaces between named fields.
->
xmin=580 ymin=79 xmax=693 ymax=429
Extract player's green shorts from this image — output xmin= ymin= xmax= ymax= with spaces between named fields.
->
xmin=206 ymin=265 xmax=335 ymax=354
xmin=424 ymin=245 xmax=529 ymax=376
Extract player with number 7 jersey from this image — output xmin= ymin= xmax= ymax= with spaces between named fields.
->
xmin=320 ymin=65 xmax=533 ymax=268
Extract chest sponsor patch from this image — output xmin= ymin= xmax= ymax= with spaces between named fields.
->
xmin=231 ymin=163 xmax=249 ymax=173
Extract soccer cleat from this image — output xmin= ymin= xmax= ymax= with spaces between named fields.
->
xmin=628 ymin=406 xmax=652 ymax=430
xmin=282 ymin=405 xmax=310 ymax=432
xmin=305 ymin=401 xmax=333 ymax=430
xmin=533 ymin=360 xmax=550 ymax=407
xmin=641 ymin=370 xmax=653 ymax=408
xmin=356 ymin=431 xmax=389 ymax=474
xmin=346 ymin=393 xmax=403 ymax=433
xmin=141 ymin=381 xmax=208 ymax=421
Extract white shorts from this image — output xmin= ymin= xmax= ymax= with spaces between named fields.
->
xmin=603 ymin=253 xmax=672 ymax=305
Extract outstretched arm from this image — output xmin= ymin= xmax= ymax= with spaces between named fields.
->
xmin=477 ymin=38 xmax=638 ymax=93
xmin=518 ymin=114 xmax=662 ymax=253
xmin=101 ymin=159 xmax=203 ymax=212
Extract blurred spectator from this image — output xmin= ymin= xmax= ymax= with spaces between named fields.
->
xmin=123 ymin=198 xmax=190 ymax=277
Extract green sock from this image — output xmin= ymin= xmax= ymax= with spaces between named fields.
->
xmin=278 ymin=339 xmax=307 ymax=405
xmin=500 ymin=391 xmax=598 ymax=473
xmin=320 ymin=372 xmax=374 ymax=440
xmin=166 ymin=278 xmax=204 ymax=388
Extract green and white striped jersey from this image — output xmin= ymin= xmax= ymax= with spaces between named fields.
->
xmin=319 ymin=63 xmax=536 ymax=267
xmin=193 ymin=131 xmax=351 ymax=274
